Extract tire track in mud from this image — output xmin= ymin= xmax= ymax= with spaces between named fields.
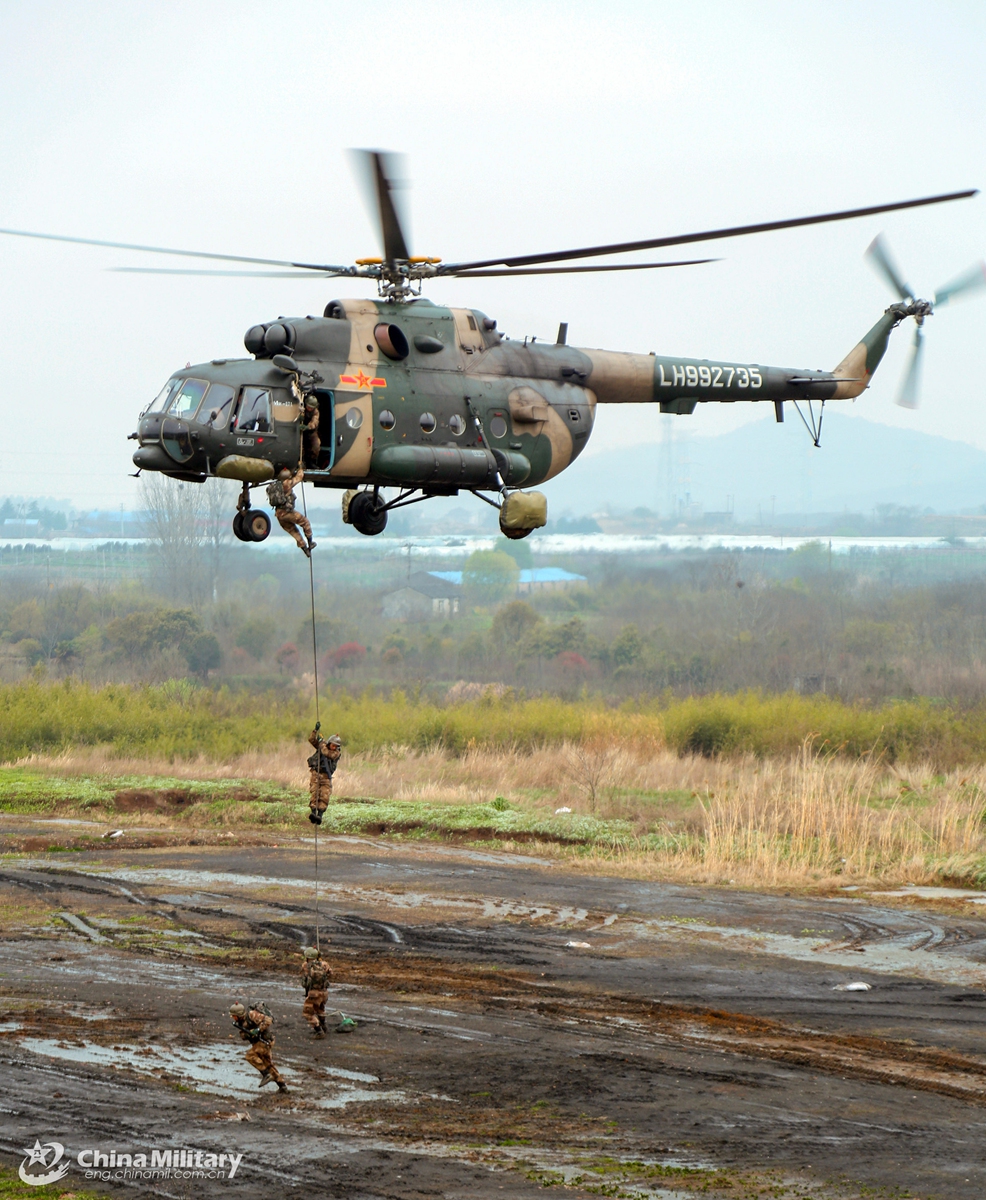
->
xmin=12 ymin=859 xmax=986 ymax=1112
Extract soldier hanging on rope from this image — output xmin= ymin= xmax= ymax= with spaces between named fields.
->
xmin=266 ymin=467 xmax=316 ymax=557
xmin=307 ymin=726 xmax=341 ymax=824
xmin=229 ymin=1000 xmax=288 ymax=1092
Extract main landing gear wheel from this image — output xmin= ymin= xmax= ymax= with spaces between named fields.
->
xmin=348 ymin=491 xmax=388 ymax=536
xmin=244 ymin=510 xmax=271 ymax=542
xmin=232 ymin=510 xmax=250 ymax=542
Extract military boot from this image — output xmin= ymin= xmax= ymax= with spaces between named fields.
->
xmin=277 ymin=1081 xmax=289 ymax=1093
xmin=258 ymin=1070 xmax=273 ymax=1088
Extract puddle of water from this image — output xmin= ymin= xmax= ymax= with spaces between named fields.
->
xmin=627 ymin=916 xmax=986 ymax=988
xmin=0 ymin=1021 xmax=23 ymax=1032
xmin=324 ymin=1065 xmax=379 ymax=1083
xmin=30 ymin=863 xmax=590 ymax=927
xmin=16 ymin=1035 xmax=428 ymax=1110
xmin=871 ymin=886 xmax=986 ymax=901
xmin=35 ymin=818 xmax=105 ymax=828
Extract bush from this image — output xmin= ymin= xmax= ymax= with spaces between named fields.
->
xmin=183 ymin=633 xmax=222 ymax=679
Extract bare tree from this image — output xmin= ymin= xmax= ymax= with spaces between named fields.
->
xmin=140 ymin=475 xmax=209 ymax=604
xmin=201 ymin=478 xmax=239 ymax=602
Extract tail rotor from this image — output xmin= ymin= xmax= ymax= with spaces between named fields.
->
xmin=865 ymin=235 xmax=984 ymax=408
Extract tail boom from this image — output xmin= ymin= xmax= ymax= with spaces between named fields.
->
xmin=581 ymin=307 xmax=900 ymax=410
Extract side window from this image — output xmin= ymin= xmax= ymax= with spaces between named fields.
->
xmin=200 ymin=384 xmax=236 ymax=427
xmin=234 ymin=387 xmax=272 ymax=432
xmin=168 ymin=379 xmax=208 ymax=420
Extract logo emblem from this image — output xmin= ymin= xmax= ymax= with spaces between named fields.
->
xmin=340 ymin=370 xmax=385 ymax=390
xmin=19 ymin=1140 xmax=70 ymax=1187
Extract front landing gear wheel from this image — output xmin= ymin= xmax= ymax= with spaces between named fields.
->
xmin=245 ymin=510 xmax=271 ymax=542
xmin=348 ymin=491 xmax=388 ymax=536
xmin=232 ymin=511 xmax=251 ymax=542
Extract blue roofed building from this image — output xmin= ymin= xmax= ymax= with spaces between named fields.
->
xmin=428 ymin=567 xmax=586 ymax=595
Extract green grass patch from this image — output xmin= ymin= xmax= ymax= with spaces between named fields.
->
xmin=0 ymin=1161 xmax=109 ymax=1199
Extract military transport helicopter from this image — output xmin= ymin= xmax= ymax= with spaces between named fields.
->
xmin=1 ymin=154 xmax=982 ymax=542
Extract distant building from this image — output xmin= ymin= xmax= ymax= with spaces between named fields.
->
xmin=429 ymin=567 xmax=587 ymax=594
xmin=382 ymin=571 xmax=462 ymax=621
xmin=2 ymin=519 xmax=41 ymax=537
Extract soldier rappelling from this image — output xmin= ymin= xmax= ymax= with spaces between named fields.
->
xmin=301 ymin=946 xmax=331 ymax=1037
xmin=307 ymin=727 xmax=341 ymax=825
xmin=266 ymin=467 xmax=315 ymax=557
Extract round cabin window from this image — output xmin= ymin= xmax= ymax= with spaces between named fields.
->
xmin=419 ymin=412 xmax=437 ymax=434
xmin=448 ymin=413 xmax=466 ymax=436
xmin=378 ymin=409 xmax=396 ymax=430
xmin=489 ymin=415 xmax=508 ymax=439
xmin=345 ymin=407 xmax=363 ymax=430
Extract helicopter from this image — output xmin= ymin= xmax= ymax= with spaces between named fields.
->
xmin=1 ymin=153 xmax=981 ymax=542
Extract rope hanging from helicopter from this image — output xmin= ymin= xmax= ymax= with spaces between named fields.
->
xmin=300 ymin=480 xmax=322 ymax=954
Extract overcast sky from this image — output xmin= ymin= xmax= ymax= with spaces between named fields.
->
xmin=0 ymin=0 xmax=983 ymax=511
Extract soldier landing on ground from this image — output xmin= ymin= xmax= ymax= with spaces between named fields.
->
xmin=307 ymin=728 xmax=341 ymax=825
xmin=229 ymin=1000 xmax=288 ymax=1093
xmin=266 ymin=467 xmax=316 ymax=557
xmin=301 ymin=946 xmax=331 ymax=1036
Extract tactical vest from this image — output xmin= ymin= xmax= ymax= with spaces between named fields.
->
xmin=266 ymin=479 xmax=289 ymax=509
xmin=308 ymin=747 xmax=337 ymax=775
xmin=306 ymin=962 xmax=330 ymax=989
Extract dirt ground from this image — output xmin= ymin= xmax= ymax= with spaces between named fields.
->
xmin=3 ymin=816 xmax=986 ymax=1198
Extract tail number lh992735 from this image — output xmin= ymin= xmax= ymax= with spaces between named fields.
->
xmin=658 ymin=363 xmax=763 ymax=389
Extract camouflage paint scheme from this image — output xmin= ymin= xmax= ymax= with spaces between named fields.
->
xmin=133 ymin=298 xmax=899 ymax=498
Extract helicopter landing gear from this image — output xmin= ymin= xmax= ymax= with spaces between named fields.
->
xmin=345 ymin=489 xmax=388 ymax=536
xmin=233 ymin=484 xmax=272 ymax=542
xmin=233 ymin=509 xmax=271 ymax=541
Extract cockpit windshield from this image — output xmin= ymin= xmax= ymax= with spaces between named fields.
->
xmin=168 ymin=379 xmax=209 ymax=420
xmin=146 ymin=377 xmax=181 ymax=415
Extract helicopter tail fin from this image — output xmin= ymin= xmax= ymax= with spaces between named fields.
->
xmin=830 ymin=308 xmax=899 ymax=399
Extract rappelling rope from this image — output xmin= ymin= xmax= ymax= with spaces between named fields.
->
xmin=300 ymin=480 xmax=321 ymax=954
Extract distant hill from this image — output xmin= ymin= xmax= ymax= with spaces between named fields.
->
xmin=540 ymin=413 xmax=986 ymax=520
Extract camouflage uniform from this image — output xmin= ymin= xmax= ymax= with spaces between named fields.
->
xmin=307 ymin=730 xmax=341 ymax=824
xmin=230 ymin=1002 xmax=288 ymax=1092
xmin=267 ymin=467 xmax=315 ymax=556
xmin=301 ymin=947 xmax=331 ymax=1035
xmin=302 ymin=398 xmax=321 ymax=467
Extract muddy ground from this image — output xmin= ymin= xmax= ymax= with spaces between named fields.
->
xmin=3 ymin=818 xmax=986 ymax=1198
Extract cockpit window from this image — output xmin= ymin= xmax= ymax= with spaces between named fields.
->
xmin=198 ymin=384 xmax=236 ymax=428
xmin=233 ymin=387 xmax=272 ymax=433
xmin=168 ymin=379 xmax=209 ymax=420
xmin=146 ymin=377 xmax=181 ymax=415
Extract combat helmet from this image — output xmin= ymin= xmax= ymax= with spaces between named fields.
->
xmin=303 ymin=947 xmax=319 ymax=959
xmin=229 ymin=1002 xmax=246 ymax=1016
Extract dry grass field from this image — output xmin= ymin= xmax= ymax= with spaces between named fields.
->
xmin=13 ymin=736 xmax=986 ymax=890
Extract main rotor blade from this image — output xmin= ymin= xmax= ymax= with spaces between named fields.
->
xmin=439 ymin=189 xmax=977 ymax=273
xmin=0 ymin=226 xmax=349 ymax=272
xmin=934 ymin=260 xmax=986 ymax=307
xmin=865 ymin=234 xmax=913 ymax=300
xmin=896 ymin=324 xmax=925 ymax=409
xmin=348 ymin=149 xmax=410 ymax=263
xmin=447 ymin=258 xmax=718 ymax=277
xmin=111 ymin=267 xmax=352 ymax=277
